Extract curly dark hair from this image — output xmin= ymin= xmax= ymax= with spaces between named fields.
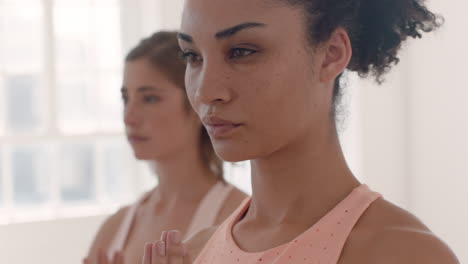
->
xmin=280 ymin=0 xmax=443 ymax=116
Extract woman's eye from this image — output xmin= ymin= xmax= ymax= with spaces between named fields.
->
xmin=143 ymin=95 xmax=160 ymax=103
xmin=181 ymin=50 xmax=202 ymax=64
xmin=229 ymin=48 xmax=256 ymax=59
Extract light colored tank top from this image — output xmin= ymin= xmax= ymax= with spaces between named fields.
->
xmin=106 ymin=181 xmax=234 ymax=259
xmin=195 ymin=184 xmax=381 ymax=264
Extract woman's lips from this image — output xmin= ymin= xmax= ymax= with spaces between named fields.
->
xmin=206 ymin=124 xmax=241 ymax=137
xmin=203 ymin=116 xmax=242 ymax=138
xmin=127 ymin=135 xmax=150 ymax=143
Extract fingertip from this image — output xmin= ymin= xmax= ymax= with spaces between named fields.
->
xmin=182 ymin=243 xmax=188 ymax=257
xmin=113 ymin=251 xmax=123 ymax=263
xmin=98 ymin=249 xmax=107 ymax=263
xmin=117 ymin=251 xmax=124 ymax=264
xmin=160 ymin=230 xmax=168 ymax=241
xmin=154 ymin=240 xmax=166 ymax=257
xmin=144 ymin=242 xmax=153 ymax=254
xmin=169 ymin=230 xmax=182 ymax=244
xmin=142 ymin=243 xmax=153 ymax=264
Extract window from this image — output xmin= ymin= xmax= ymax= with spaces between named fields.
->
xmin=0 ymin=0 xmax=153 ymax=224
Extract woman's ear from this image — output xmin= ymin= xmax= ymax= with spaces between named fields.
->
xmin=319 ymin=28 xmax=352 ymax=83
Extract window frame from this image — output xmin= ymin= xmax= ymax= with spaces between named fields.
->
xmin=0 ymin=0 xmax=159 ymax=225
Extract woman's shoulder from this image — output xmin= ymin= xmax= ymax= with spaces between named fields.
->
xmin=85 ymin=205 xmax=132 ymax=261
xmin=213 ymin=185 xmax=249 ymax=225
xmin=340 ymin=198 xmax=459 ymax=264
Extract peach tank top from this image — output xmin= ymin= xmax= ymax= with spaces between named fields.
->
xmin=195 ymin=184 xmax=381 ymax=264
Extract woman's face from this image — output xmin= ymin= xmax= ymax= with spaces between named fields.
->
xmin=178 ymin=0 xmax=338 ymax=162
xmin=122 ymin=59 xmax=201 ymax=160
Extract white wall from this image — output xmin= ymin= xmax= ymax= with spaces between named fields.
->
xmin=361 ymin=0 xmax=468 ymax=261
xmin=0 ymin=215 xmax=106 ymax=264
xmin=159 ymin=0 xmax=184 ymax=29
xmin=406 ymin=0 xmax=468 ymax=260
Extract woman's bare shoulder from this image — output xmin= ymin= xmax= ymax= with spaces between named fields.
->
xmin=85 ymin=205 xmax=131 ymax=260
xmin=340 ymin=198 xmax=459 ymax=264
xmin=214 ymin=185 xmax=249 ymax=225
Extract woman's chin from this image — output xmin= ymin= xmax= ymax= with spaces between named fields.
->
xmin=133 ymin=151 xmax=154 ymax=161
xmin=213 ymin=145 xmax=253 ymax=163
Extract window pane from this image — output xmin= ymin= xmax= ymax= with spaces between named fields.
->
xmin=53 ymin=0 xmax=122 ymax=71
xmin=0 ymin=76 xmax=5 ymax=135
xmin=54 ymin=0 xmax=123 ymax=133
xmin=0 ymin=152 xmax=3 ymax=206
xmin=1 ymin=0 xmax=39 ymax=4
xmin=57 ymin=72 xmax=124 ymax=133
xmin=53 ymin=2 xmax=93 ymax=71
xmin=0 ymin=1 xmax=44 ymax=72
xmin=96 ymin=72 xmax=124 ymax=132
xmin=59 ymin=143 xmax=95 ymax=202
xmin=5 ymin=74 xmax=43 ymax=132
xmin=93 ymin=2 xmax=122 ymax=69
xmin=11 ymin=145 xmax=49 ymax=205
xmin=101 ymin=140 xmax=134 ymax=202
xmin=57 ymin=73 xmax=98 ymax=133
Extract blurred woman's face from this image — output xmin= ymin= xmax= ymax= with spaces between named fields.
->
xmin=122 ymin=59 xmax=201 ymax=160
xmin=178 ymin=0 xmax=333 ymax=162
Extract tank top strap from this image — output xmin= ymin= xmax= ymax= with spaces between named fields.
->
xmin=195 ymin=197 xmax=252 ymax=261
xmin=325 ymin=184 xmax=382 ymax=263
xmin=106 ymin=189 xmax=153 ymax=260
xmin=273 ymin=184 xmax=382 ymax=263
xmin=185 ymin=181 xmax=235 ymax=238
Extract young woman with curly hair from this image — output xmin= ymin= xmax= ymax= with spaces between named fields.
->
xmin=143 ymin=1 xmax=459 ymax=263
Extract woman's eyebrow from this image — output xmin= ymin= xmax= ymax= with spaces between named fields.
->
xmin=120 ymin=86 xmax=160 ymax=93
xmin=177 ymin=22 xmax=266 ymax=43
xmin=215 ymin=22 xmax=266 ymax=40
xmin=177 ymin=32 xmax=193 ymax=43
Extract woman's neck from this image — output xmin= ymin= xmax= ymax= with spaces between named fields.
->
xmin=247 ymin=126 xmax=360 ymax=227
xmin=148 ymin=145 xmax=218 ymax=204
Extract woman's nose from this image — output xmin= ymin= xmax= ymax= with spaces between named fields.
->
xmin=193 ymin=62 xmax=232 ymax=106
xmin=123 ymin=103 xmax=142 ymax=128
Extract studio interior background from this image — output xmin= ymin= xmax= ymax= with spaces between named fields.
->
xmin=0 ymin=0 xmax=466 ymax=263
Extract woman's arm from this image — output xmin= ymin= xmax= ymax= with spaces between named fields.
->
xmin=85 ymin=207 xmax=130 ymax=264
